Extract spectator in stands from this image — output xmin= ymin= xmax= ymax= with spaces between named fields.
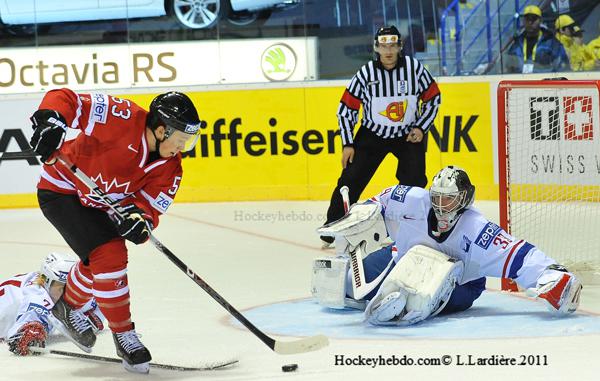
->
xmin=555 ymin=15 xmax=598 ymax=71
xmin=587 ymin=20 xmax=600 ymax=63
xmin=505 ymin=5 xmax=569 ymax=74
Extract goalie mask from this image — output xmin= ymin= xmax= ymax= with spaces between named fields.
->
xmin=430 ymin=166 xmax=475 ymax=234
xmin=40 ymin=252 xmax=77 ymax=292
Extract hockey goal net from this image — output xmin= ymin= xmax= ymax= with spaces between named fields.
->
xmin=498 ymin=79 xmax=600 ymax=287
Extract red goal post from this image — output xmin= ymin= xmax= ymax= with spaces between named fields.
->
xmin=497 ymin=79 xmax=600 ymax=291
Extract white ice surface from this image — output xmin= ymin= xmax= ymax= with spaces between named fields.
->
xmin=0 ymin=201 xmax=599 ymax=381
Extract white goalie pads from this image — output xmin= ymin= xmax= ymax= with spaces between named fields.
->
xmin=310 ymin=256 xmax=366 ymax=310
xmin=365 ymin=245 xmax=463 ymax=326
xmin=317 ymin=202 xmax=388 ymax=256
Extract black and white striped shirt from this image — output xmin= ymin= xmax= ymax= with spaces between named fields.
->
xmin=337 ymin=56 xmax=441 ymax=146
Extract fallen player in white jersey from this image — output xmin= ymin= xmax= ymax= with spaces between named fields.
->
xmin=0 ymin=252 xmax=104 ymax=355
xmin=312 ymin=165 xmax=583 ymax=325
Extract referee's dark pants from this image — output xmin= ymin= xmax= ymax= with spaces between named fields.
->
xmin=324 ymin=127 xmax=427 ymax=227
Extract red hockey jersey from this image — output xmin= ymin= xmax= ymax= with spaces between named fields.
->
xmin=36 ymin=88 xmax=183 ymax=228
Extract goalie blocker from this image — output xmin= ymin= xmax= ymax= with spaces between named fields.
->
xmin=315 ymin=202 xmax=391 ymax=302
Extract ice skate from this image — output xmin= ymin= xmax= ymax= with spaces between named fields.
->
xmin=50 ymin=297 xmax=96 ymax=353
xmin=113 ymin=324 xmax=152 ymax=374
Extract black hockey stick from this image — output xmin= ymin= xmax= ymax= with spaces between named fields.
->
xmin=54 ymin=154 xmax=328 ymax=355
xmin=31 ymin=347 xmax=237 ymax=371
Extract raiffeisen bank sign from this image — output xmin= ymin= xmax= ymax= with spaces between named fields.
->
xmin=0 ymin=38 xmax=317 ymax=94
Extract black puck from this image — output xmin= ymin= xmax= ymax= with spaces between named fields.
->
xmin=282 ymin=363 xmax=298 ymax=372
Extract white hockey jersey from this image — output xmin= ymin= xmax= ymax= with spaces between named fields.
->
xmin=0 ymin=272 xmax=55 ymax=340
xmin=371 ymin=185 xmax=556 ymax=288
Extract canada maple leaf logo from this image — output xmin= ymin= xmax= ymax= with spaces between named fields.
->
xmin=84 ymin=173 xmax=132 ymax=206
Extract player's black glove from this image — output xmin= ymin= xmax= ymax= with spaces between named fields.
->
xmin=29 ymin=109 xmax=68 ymax=163
xmin=114 ymin=204 xmax=151 ymax=244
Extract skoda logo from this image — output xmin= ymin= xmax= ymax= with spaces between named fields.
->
xmin=261 ymin=43 xmax=297 ymax=81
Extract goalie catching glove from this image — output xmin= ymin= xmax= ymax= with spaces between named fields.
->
xmin=114 ymin=204 xmax=152 ymax=244
xmin=29 ymin=109 xmax=68 ymax=163
xmin=7 ymin=321 xmax=47 ymax=356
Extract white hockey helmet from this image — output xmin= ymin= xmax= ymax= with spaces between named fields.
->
xmin=430 ymin=166 xmax=475 ymax=233
xmin=40 ymin=252 xmax=77 ymax=291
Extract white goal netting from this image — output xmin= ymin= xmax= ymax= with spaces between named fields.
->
xmin=499 ymin=81 xmax=600 ymax=284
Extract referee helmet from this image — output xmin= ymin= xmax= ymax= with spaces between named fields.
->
xmin=373 ymin=25 xmax=402 ymax=61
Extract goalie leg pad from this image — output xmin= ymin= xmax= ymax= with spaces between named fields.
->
xmin=365 ymin=289 xmax=408 ymax=326
xmin=364 ymin=245 xmax=463 ymax=326
xmin=311 ymin=257 xmax=349 ymax=309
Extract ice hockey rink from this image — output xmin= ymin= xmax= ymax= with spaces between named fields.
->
xmin=1 ymin=200 xmax=599 ymax=381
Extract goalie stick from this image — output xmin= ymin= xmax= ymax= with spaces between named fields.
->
xmin=55 ymin=153 xmax=327 ymax=355
xmin=30 ymin=347 xmax=238 ymax=371
xmin=338 ymin=186 xmax=388 ymax=300
xmin=340 ymin=185 xmax=350 ymax=213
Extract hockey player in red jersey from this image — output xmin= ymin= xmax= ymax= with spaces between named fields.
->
xmin=28 ymin=88 xmax=201 ymax=373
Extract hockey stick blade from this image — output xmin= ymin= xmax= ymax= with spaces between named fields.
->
xmin=273 ymin=334 xmax=329 ymax=355
xmin=30 ymin=347 xmax=238 ymax=371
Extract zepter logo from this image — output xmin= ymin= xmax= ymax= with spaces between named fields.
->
xmin=261 ymin=43 xmax=297 ymax=81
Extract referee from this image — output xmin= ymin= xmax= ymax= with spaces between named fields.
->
xmin=321 ymin=25 xmax=441 ymax=248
